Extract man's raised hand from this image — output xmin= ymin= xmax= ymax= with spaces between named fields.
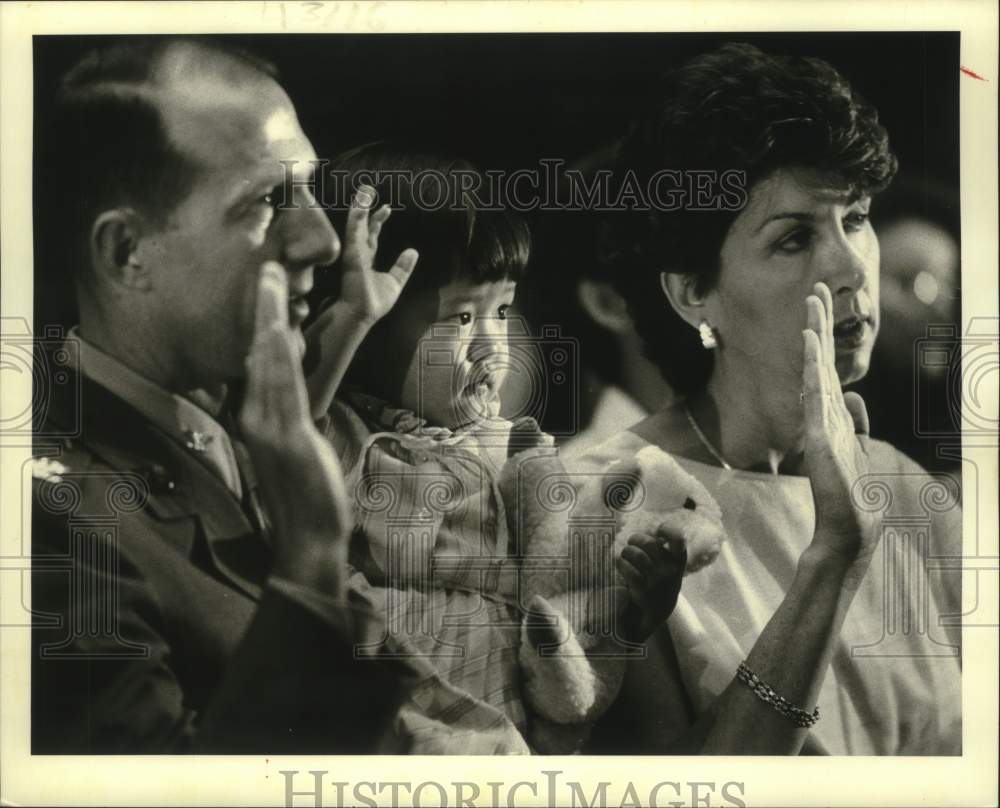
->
xmin=240 ymin=261 xmax=351 ymax=597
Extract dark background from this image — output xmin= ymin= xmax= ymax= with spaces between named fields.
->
xmin=35 ymin=32 xmax=960 ymax=182
xmin=33 ymin=33 xmax=963 ymax=469
xmin=32 ymin=31 xmax=962 ymax=323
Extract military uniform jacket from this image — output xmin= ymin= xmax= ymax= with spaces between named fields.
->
xmin=31 ymin=363 xmax=415 ymax=753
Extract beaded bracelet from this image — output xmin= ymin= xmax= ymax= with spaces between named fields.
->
xmin=736 ymin=661 xmax=820 ymax=728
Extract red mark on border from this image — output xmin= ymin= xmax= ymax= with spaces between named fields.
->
xmin=960 ymin=66 xmax=987 ymax=81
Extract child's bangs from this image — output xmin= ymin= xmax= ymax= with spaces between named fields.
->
xmin=463 ymin=208 xmax=532 ymax=285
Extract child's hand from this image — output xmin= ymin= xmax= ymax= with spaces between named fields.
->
xmin=303 ymin=185 xmax=418 ymax=418
xmin=335 ymin=184 xmax=419 ymax=327
xmin=616 ymin=528 xmax=687 ymax=641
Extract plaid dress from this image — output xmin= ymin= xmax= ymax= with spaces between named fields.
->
xmin=324 ymin=391 xmax=544 ymax=754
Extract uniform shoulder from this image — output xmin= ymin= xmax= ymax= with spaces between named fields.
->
xmin=31 ymin=436 xmax=96 ymax=485
xmin=31 ymin=432 xmax=184 ymax=522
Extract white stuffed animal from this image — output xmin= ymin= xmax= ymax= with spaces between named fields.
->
xmin=499 ymin=442 xmax=726 ymax=753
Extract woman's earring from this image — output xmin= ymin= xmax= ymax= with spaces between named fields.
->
xmin=698 ymin=321 xmax=718 ymax=350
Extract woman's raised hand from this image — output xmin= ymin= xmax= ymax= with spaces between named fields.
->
xmin=801 ymin=282 xmax=877 ymax=566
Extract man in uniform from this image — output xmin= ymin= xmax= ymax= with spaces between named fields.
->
xmin=31 ymin=37 xmax=413 ymax=753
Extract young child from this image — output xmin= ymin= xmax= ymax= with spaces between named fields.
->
xmin=306 ymin=143 xmax=719 ymax=753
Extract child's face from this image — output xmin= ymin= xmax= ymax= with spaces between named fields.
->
xmin=398 ymin=277 xmax=517 ymax=429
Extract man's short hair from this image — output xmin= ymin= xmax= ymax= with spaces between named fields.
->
xmin=41 ymin=36 xmax=277 ymax=287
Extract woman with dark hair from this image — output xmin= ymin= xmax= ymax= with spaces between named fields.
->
xmin=579 ymin=43 xmax=962 ymax=754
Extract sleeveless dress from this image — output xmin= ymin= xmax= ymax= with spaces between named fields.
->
xmin=572 ymin=427 xmax=962 ymax=755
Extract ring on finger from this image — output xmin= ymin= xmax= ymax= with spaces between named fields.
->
xmin=799 ymin=392 xmax=833 ymax=403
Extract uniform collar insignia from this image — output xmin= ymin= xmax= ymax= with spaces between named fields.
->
xmin=31 ymin=456 xmax=69 ymax=483
xmin=182 ymin=429 xmax=214 ymax=454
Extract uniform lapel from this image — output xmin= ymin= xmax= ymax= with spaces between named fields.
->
xmin=41 ymin=366 xmax=269 ymax=600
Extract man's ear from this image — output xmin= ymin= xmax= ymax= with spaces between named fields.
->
xmin=660 ymin=271 xmax=708 ymax=331
xmin=90 ymin=209 xmax=153 ymax=292
xmin=577 ymin=279 xmax=633 ymax=335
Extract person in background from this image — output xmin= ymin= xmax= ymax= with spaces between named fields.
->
xmin=517 ymin=145 xmax=674 ymax=458
xmin=852 ymin=177 xmax=962 ymax=475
